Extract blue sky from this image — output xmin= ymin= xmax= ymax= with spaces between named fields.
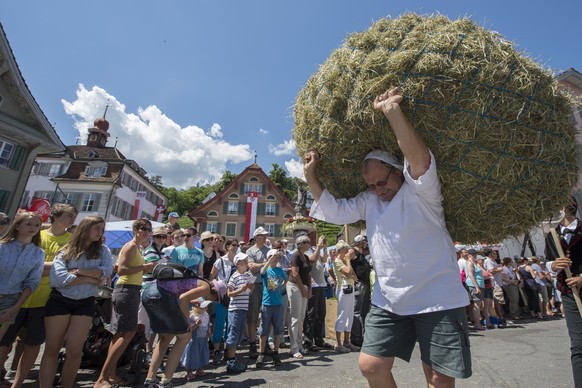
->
xmin=1 ymin=1 xmax=580 ymax=188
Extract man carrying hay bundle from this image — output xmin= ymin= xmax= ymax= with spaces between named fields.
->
xmin=304 ymin=87 xmax=471 ymax=387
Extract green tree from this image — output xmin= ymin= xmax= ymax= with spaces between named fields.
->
xmin=149 ymin=175 xmax=164 ymax=190
xmin=317 ymin=221 xmax=344 ymax=246
xmin=269 ymin=163 xmax=296 ymax=201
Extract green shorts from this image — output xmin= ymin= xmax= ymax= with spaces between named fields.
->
xmin=361 ymin=305 xmax=472 ymax=379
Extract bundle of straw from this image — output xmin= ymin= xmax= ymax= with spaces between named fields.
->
xmin=294 ymin=13 xmax=579 ymax=243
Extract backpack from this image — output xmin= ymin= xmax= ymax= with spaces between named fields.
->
xmin=149 ymin=262 xmax=199 ymax=281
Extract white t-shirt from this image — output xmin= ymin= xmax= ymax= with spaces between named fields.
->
xmin=484 ymin=257 xmax=502 ymax=287
xmin=213 ymin=256 xmax=234 ymax=282
xmin=457 ymin=258 xmax=467 ymax=273
xmin=310 ymin=151 xmax=469 ymax=315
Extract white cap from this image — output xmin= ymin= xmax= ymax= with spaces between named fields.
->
xmin=234 ymin=252 xmax=249 ymax=265
xmin=196 ymin=298 xmax=212 ymax=308
xmin=364 ymin=150 xmax=403 ymax=171
xmin=253 ymin=227 xmax=269 ymax=237
xmin=267 ymin=249 xmax=280 ymax=259
xmin=354 ymin=234 xmax=367 ymax=244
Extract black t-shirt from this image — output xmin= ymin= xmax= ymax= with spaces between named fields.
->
xmin=202 ymin=250 xmax=218 ymax=279
xmin=290 ymin=250 xmax=312 ymax=286
xmin=351 ymin=250 xmax=372 ymax=286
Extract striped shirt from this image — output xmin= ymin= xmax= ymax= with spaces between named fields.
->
xmin=0 ymin=239 xmax=45 ymax=295
xmin=227 ymin=271 xmax=251 ymax=312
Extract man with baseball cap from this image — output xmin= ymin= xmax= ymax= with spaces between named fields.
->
xmin=304 ymin=87 xmax=471 ymax=387
xmin=245 ymin=227 xmax=271 ymax=358
xmin=166 ymin=212 xmax=181 ymax=232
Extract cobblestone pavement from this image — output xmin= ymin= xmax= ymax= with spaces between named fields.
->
xmin=8 ymin=316 xmax=573 ymax=387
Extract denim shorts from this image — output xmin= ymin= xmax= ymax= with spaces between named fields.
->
xmin=141 ymin=282 xmax=188 ymax=334
xmin=483 ymin=288 xmax=493 ymax=300
xmin=226 ymin=309 xmax=248 ymax=349
xmin=467 ymin=286 xmax=483 ymax=302
xmin=362 ymin=305 xmax=472 ymax=379
xmin=258 ymin=304 xmax=284 ymax=337
xmin=0 ymin=294 xmax=21 ymax=325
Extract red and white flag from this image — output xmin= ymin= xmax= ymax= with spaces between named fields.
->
xmin=131 ymin=191 xmax=147 ymax=219
xmin=244 ymin=191 xmax=259 ymax=242
xmin=154 ymin=205 xmax=166 ymax=222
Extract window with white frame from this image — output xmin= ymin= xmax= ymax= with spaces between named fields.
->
xmin=34 ymin=163 xmax=64 ymax=176
xmin=243 ymin=183 xmax=262 ymax=194
xmin=206 ymin=222 xmax=218 ymax=233
xmin=81 ymin=193 xmax=99 ymax=212
xmin=227 ymin=201 xmax=238 ymax=215
xmin=85 ymin=166 xmax=107 ymax=177
xmin=264 ymin=223 xmax=275 ymax=236
xmin=33 ymin=191 xmax=54 ymax=201
xmin=208 ymin=211 xmax=219 ymax=217
xmin=0 ymin=140 xmax=14 ymax=167
xmin=226 ymin=222 xmax=237 ymax=237
xmin=265 ymin=203 xmax=276 ymax=216
xmin=49 ymin=164 xmax=63 ymax=176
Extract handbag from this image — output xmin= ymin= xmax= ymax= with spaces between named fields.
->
xmin=342 ymin=284 xmax=353 ymax=294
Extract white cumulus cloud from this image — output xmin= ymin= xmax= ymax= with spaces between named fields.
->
xmin=62 ymin=84 xmax=254 ymax=188
xmin=269 ymin=139 xmax=296 ymax=156
xmin=285 ymin=158 xmax=305 ymax=181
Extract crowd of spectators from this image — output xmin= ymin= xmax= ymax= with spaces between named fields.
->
xmin=0 ymin=204 xmax=567 ymax=387
xmin=0 ymin=206 xmax=379 ymax=388
xmin=457 ymin=247 xmax=565 ymax=332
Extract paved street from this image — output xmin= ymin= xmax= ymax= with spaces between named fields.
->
xmin=13 ymin=316 xmax=573 ymax=387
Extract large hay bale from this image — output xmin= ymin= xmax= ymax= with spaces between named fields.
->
xmin=294 ymin=13 xmax=579 ymax=243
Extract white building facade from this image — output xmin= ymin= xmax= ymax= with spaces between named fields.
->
xmin=22 ymin=117 xmax=167 ymax=224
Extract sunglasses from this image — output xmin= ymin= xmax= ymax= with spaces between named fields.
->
xmin=184 ymin=233 xmax=194 ymax=238
xmin=154 ymin=235 xmax=168 ymax=239
xmin=0 ymin=220 xmax=9 ymax=226
xmin=139 ymin=227 xmax=152 ymax=232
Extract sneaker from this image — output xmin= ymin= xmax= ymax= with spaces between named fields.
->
xmin=142 ymin=378 xmax=160 ymax=388
xmin=272 ymin=352 xmax=282 ymax=366
xmin=158 ymin=380 xmax=174 ymax=388
xmin=315 ymin=341 xmax=334 ymax=350
xmin=157 ymin=362 xmax=165 ymax=373
xmin=344 ymin=343 xmax=360 ymax=352
xmin=226 ymin=359 xmax=247 ymax=374
xmin=255 ymin=354 xmax=265 ymax=368
xmin=335 ymin=345 xmax=351 ymax=353
xmin=249 ymin=342 xmax=258 ymax=359
xmin=213 ymin=350 xmax=223 ymax=365
xmin=185 ymin=371 xmax=196 ymax=381
xmin=4 ymin=369 xmax=16 ymax=380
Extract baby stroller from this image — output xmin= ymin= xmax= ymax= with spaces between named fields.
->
xmin=56 ymin=286 xmax=147 ymax=386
